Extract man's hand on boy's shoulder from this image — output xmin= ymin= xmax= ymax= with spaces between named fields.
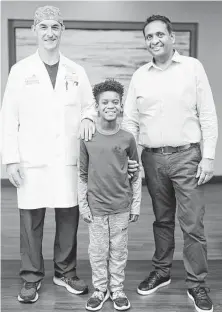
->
xmin=80 ymin=118 xmax=96 ymax=142
xmin=82 ymin=211 xmax=93 ymax=223
xmin=129 ymin=214 xmax=139 ymax=223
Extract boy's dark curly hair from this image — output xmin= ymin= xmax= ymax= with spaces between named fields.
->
xmin=142 ymin=15 xmax=173 ymax=36
xmin=93 ymin=79 xmax=124 ymax=103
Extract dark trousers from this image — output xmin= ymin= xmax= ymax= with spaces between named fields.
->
xmin=19 ymin=206 xmax=79 ymax=282
xmin=141 ymin=145 xmax=208 ymax=289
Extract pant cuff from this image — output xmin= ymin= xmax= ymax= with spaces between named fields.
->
xmin=20 ymin=274 xmax=43 ymax=283
xmin=154 ymin=267 xmax=171 ymax=278
xmin=54 ymin=270 xmax=76 ymax=278
xmin=110 ymin=286 xmax=124 ymax=293
xmin=186 ymin=280 xmax=206 ymax=289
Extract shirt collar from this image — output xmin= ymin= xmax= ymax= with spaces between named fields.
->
xmin=35 ymin=49 xmax=64 ymax=63
xmin=146 ymin=50 xmax=183 ymax=71
xmin=171 ymin=50 xmax=183 ymax=63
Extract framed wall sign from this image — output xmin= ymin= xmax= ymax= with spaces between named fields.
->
xmin=8 ymin=20 xmax=198 ymax=95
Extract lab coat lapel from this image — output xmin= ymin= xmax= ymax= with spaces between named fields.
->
xmin=54 ymin=53 xmax=67 ymax=91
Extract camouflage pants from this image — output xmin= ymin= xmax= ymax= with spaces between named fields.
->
xmin=88 ymin=212 xmax=129 ymax=292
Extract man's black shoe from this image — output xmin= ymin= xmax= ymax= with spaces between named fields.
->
xmin=187 ymin=287 xmax=213 ymax=312
xmin=137 ymin=270 xmax=171 ymax=295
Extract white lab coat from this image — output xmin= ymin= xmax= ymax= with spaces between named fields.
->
xmin=1 ymin=50 xmax=96 ymax=209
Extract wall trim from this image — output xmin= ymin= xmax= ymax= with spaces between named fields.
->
xmin=8 ymin=19 xmax=198 ymax=70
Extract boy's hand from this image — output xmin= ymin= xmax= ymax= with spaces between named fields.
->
xmin=129 ymin=214 xmax=139 ymax=223
xmin=82 ymin=211 xmax=93 ymax=223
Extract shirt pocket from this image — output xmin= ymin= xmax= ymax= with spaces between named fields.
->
xmin=136 ymin=92 xmax=160 ymax=117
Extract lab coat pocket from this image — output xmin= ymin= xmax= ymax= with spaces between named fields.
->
xmin=65 ymin=134 xmax=79 ymax=165
xmin=19 ymin=134 xmax=49 ymax=166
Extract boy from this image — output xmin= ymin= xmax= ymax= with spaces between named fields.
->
xmin=78 ymin=79 xmax=141 ymax=311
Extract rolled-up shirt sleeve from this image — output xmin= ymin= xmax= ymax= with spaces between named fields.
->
xmin=122 ymin=76 xmax=140 ymax=144
xmin=196 ymin=60 xmax=218 ymax=159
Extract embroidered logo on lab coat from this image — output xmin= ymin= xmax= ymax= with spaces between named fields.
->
xmin=25 ymin=75 xmax=40 ymax=85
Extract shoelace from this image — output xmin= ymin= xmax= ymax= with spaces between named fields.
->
xmin=144 ymin=271 xmax=160 ymax=285
xmin=63 ymin=276 xmax=79 ymax=283
xmin=25 ymin=282 xmax=38 ymax=289
xmin=71 ymin=276 xmax=79 ymax=281
xmin=91 ymin=290 xmax=105 ymax=301
xmin=194 ymin=287 xmax=210 ymax=300
xmin=112 ymin=290 xmax=127 ymax=300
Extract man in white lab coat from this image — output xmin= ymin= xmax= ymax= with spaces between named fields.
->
xmin=1 ymin=6 xmax=96 ymax=303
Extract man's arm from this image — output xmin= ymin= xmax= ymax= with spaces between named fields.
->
xmin=196 ymin=60 xmax=218 ymax=159
xmin=195 ymin=60 xmax=218 ymax=185
xmin=122 ymin=76 xmax=140 ymax=144
xmin=1 ymin=66 xmax=24 ymax=188
xmin=78 ymin=139 xmax=93 ymax=222
xmin=127 ymin=134 xmax=142 ymax=220
xmin=1 ymin=66 xmax=20 ymax=165
xmin=79 ymin=68 xmax=97 ymax=141
xmin=122 ymin=77 xmax=141 ymax=176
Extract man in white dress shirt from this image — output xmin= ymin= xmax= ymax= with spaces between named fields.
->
xmin=122 ymin=15 xmax=218 ymax=312
xmin=1 ymin=6 xmax=96 ymax=303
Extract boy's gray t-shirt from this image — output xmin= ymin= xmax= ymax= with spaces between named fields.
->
xmin=79 ymin=128 xmax=139 ymax=216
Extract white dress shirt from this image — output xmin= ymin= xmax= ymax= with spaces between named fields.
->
xmin=122 ymin=51 xmax=218 ymax=159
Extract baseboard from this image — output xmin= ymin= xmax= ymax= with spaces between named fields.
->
xmin=1 ymin=176 xmax=222 ymax=188
xmin=1 ymin=179 xmax=13 ymax=187
xmin=209 ymin=176 xmax=222 ymax=183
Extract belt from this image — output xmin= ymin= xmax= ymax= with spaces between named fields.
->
xmin=144 ymin=143 xmax=198 ymax=155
